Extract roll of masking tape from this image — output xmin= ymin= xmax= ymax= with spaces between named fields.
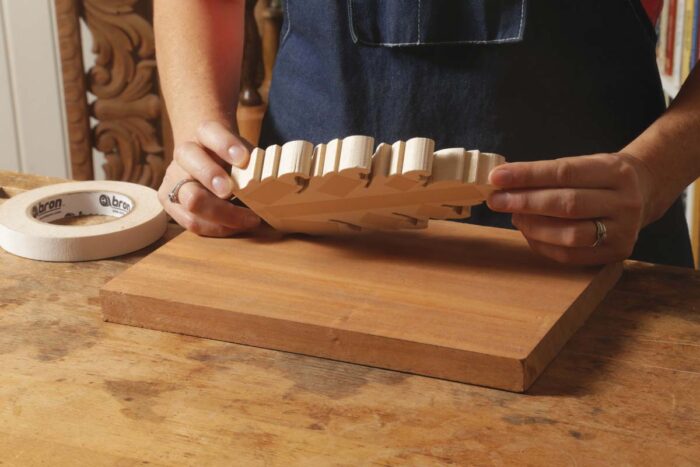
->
xmin=0 ymin=181 xmax=167 ymax=262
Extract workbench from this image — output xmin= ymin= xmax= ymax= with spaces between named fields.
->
xmin=1 ymin=170 xmax=699 ymax=465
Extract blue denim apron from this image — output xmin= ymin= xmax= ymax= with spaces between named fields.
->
xmin=259 ymin=0 xmax=693 ymax=267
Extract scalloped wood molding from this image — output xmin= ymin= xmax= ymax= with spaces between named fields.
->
xmin=232 ymin=136 xmax=505 ymax=233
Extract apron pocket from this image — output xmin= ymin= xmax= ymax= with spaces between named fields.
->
xmin=348 ymin=0 xmax=527 ymax=46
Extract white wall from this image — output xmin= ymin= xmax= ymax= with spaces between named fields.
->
xmin=0 ymin=0 xmax=69 ymax=178
xmin=0 ymin=1 xmax=20 ymax=172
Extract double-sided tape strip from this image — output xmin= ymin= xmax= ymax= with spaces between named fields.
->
xmin=0 ymin=181 xmax=168 ymax=262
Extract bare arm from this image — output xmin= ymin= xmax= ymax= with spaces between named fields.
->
xmin=155 ymin=0 xmax=244 ymax=143
xmin=624 ymin=67 xmax=700 ymax=224
xmin=155 ymin=0 xmax=260 ymax=236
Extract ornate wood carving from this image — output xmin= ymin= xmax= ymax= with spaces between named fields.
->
xmin=82 ymin=0 xmax=165 ymax=188
xmin=56 ymin=0 xmax=278 ymax=186
xmin=54 ymin=0 xmax=94 ymax=180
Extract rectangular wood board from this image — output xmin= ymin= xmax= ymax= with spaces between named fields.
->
xmin=100 ymin=221 xmax=622 ymax=392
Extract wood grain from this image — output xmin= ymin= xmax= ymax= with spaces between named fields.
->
xmin=3 ymin=171 xmax=699 ymax=465
xmin=83 ymin=0 xmax=166 ymax=187
xmin=101 ymin=221 xmax=621 ymax=391
xmin=54 ymin=0 xmax=94 ymax=180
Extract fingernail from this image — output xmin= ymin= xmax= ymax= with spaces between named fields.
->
xmin=228 ymin=145 xmax=249 ymax=168
xmin=489 ymin=192 xmax=509 ymax=210
xmin=243 ymin=213 xmax=261 ymax=229
xmin=490 ymin=167 xmax=513 ymax=186
xmin=212 ymin=176 xmax=233 ymax=197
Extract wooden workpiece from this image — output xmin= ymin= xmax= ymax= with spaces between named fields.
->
xmin=231 ymin=136 xmax=504 ymax=233
xmin=102 ymin=222 xmax=621 ymax=392
xmin=2 ymin=170 xmax=700 ymax=465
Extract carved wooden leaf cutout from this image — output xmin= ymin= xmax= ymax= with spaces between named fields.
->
xmin=231 ymin=136 xmax=505 ymax=233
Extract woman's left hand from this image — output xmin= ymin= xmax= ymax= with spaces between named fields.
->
xmin=486 ymin=153 xmax=657 ymax=265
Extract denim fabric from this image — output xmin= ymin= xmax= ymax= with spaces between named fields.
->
xmin=349 ymin=0 xmax=527 ymax=46
xmin=260 ymin=0 xmax=693 ymax=267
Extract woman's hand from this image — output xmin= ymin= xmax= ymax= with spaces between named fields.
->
xmin=486 ymin=153 xmax=657 ymax=265
xmin=157 ymin=120 xmax=261 ymax=236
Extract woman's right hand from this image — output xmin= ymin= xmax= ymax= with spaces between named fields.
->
xmin=157 ymin=120 xmax=261 ymax=236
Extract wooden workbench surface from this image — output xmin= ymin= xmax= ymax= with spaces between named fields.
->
xmin=1 ymin=170 xmax=699 ymax=466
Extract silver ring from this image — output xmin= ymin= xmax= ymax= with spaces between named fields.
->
xmin=168 ymin=179 xmax=199 ymax=204
xmin=591 ymin=219 xmax=607 ymax=248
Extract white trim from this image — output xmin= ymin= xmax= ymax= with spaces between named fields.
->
xmin=48 ymin=0 xmax=71 ymax=179
xmin=0 ymin=1 xmax=20 ymax=172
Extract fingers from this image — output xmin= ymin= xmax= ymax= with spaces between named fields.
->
xmin=158 ymin=161 xmax=260 ymax=237
xmin=489 ymin=155 xmax=625 ymax=190
xmin=513 ymin=213 xmax=635 ymax=264
xmin=488 ymin=188 xmax=615 ymax=218
xmin=166 ymin=202 xmax=241 ymax=237
xmin=174 ymin=141 xmax=235 ymax=198
xmin=524 ymin=238 xmax=621 ymax=266
xmin=196 ymin=120 xmax=251 ymax=168
xmin=486 ymin=153 xmax=647 ymax=266
xmin=511 ymin=214 xmax=599 ymax=248
xmin=159 ymin=121 xmax=262 ymax=237
xmin=175 ymin=181 xmax=261 ymax=230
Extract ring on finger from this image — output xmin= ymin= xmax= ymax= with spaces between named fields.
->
xmin=591 ymin=219 xmax=607 ymax=248
xmin=168 ymin=179 xmax=200 ymax=204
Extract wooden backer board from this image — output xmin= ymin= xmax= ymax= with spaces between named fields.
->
xmin=101 ymin=222 xmax=622 ymax=392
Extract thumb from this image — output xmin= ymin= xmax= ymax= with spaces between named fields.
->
xmin=196 ymin=120 xmax=252 ymax=168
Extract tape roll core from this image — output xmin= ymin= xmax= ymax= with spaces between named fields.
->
xmin=0 ymin=181 xmax=167 ymax=262
xmin=30 ymin=191 xmax=134 ymax=223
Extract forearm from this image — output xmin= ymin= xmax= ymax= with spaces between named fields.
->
xmin=154 ymin=0 xmax=245 ymax=145
xmin=624 ymin=66 xmax=700 ymax=225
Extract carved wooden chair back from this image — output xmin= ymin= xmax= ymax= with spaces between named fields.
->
xmin=55 ymin=0 xmax=282 ymax=188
